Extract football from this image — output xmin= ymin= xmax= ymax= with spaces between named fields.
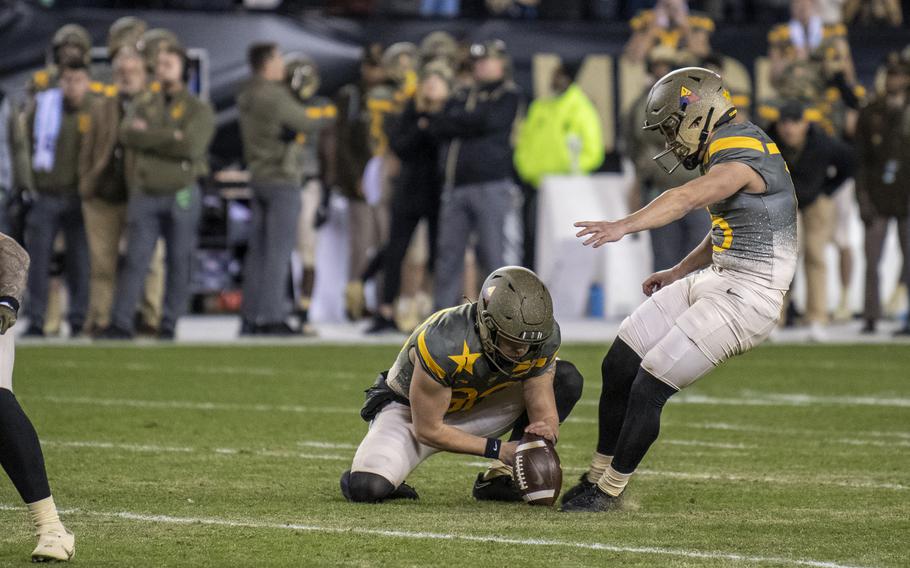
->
xmin=512 ymin=433 xmax=562 ymax=506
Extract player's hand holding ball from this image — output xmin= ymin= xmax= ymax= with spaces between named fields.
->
xmin=524 ymin=421 xmax=558 ymax=444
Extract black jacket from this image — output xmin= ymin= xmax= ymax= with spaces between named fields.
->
xmin=773 ymin=124 xmax=854 ymax=209
xmin=389 ymin=100 xmax=441 ymax=214
xmin=855 ymin=96 xmax=910 ymax=218
xmin=428 ymin=79 xmax=522 ymax=188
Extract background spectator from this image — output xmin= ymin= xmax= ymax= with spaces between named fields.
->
xmin=514 ymin=62 xmax=603 ymax=269
xmin=79 ymin=48 xmax=164 ymax=337
xmin=18 ymin=61 xmax=92 ymax=337
xmin=427 ymin=39 xmax=523 ymax=310
xmin=283 ymin=55 xmax=338 ymax=336
xmin=855 ymin=53 xmax=910 ymax=335
xmin=237 ymin=43 xmax=328 ymax=336
xmin=770 ymin=99 xmax=854 ymax=341
xmin=333 ymin=43 xmax=386 ymax=321
xmin=347 ymin=42 xmax=417 ymax=320
xmin=103 ymin=42 xmax=214 ymax=340
xmin=366 ymin=60 xmax=450 ymax=334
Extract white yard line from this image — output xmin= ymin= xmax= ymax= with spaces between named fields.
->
xmin=577 ymin=393 xmax=910 ymax=408
xmin=461 ymin=461 xmax=905 ymax=491
xmin=43 ymin=439 xmax=904 ymax=491
xmin=663 ymin=440 xmax=753 ymax=450
xmin=0 ymin=504 xmax=871 ymax=568
xmin=28 ymin=395 xmax=352 ymax=414
xmin=42 ymin=440 xmax=195 ymax=453
xmin=667 ymin=422 xmax=910 ymax=440
xmin=297 ymin=440 xmax=359 ymax=450
xmin=43 ymin=439 xmax=349 ymax=462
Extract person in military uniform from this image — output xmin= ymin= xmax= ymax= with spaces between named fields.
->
xmin=16 ymin=61 xmax=93 ymax=337
xmin=107 ymin=16 xmax=147 ymax=59
xmin=101 ymin=42 xmax=215 ymax=340
xmin=28 ymin=24 xmax=92 ymax=95
xmin=79 ymin=47 xmax=165 ymax=337
xmin=767 ymin=0 xmax=849 ymax=88
xmin=136 ymin=27 xmax=181 ymax=96
xmin=565 ymin=67 xmax=797 ymax=512
xmin=237 ymin=43 xmax=333 ymax=335
xmin=341 ymin=266 xmax=584 ymax=503
xmin=855 ymin=54 xmax=910 ymax=335
xmin=283 ymin=54 xmax=337 ymax=333
xmin=0 ymin=232 xmax=75 ymax=561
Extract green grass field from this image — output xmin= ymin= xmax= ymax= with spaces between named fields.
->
xmin=0 ymin=342 xmax=907 ymax=567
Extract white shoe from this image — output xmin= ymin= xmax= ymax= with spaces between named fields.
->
xmin=31 ymin=528 xmax=75 ymax=562
xmin=808 ymin=322 xmax=828 ymax=343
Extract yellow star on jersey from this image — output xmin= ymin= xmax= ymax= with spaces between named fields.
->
xmin=449 ymin=341 xmax=481 ymax=375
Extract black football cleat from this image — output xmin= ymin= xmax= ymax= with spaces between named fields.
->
xmin=560 ymin=473 xmax=596 ymax=506
xmin=472 ymin=472 xmax=523 ymax=502
xmin=389 ymin=481 xmax=419 ymax=500
xmin=559 ymin=486 xmax=623 ymax=513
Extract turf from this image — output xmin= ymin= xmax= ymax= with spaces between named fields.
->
xmin=0 ymin=342 xmax=907 ymax=567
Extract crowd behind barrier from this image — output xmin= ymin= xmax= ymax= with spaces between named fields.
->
xmin=1 ymin=0 xmax=909 ymax=341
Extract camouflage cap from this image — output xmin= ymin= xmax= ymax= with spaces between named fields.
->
xmin=419 ymin=31 xmax=458 ymax=63
xmin=139 ymin=28 xmax=181 ymax=69
xmin=108 ymin=16 xmax=148 ymax=57
xmin=52 ymin=23 xmax=92 ymax=53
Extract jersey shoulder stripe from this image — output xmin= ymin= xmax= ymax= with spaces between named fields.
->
xmin=417 ymin=328 xmax=446 ymax=380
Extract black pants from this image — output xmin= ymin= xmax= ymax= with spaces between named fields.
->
xmin=380 ymin=197 xmax=439 ymax=305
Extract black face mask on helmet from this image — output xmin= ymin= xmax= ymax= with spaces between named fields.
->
xmin=476 ymin=305 xmax=547 ymax=376
xmin=646 ymin=106 xmax=717 ymax=174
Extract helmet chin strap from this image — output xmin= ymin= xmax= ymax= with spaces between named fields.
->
xmin=682 ymin=106 xmax=715 ymax=170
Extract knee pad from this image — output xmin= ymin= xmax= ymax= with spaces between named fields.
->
xmin=342 ymin=470 xmax=395 ymax=503
xmin=553 ymin=360 xmax=584 ymax=422
xmin=602 ymin=339 xmax=642 ymax=393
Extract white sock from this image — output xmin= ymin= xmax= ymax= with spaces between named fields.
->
xmin=586 ymin=452 xmax=613 ymax=484
xmin=596 ymin=465 xmax=632 ymax=497
xmin=27 ymin=496 xmax=64 ymax=533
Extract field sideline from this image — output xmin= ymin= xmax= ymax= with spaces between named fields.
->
xmin=0 ymin=343 xmax=907 ymax=567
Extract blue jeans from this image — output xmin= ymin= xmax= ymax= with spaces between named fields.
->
xmin=420 ymin=0 xmax=459 ymax=17
xmin=110 ymin=186 xmax=201 ymax=332
xmin=23 ymin=193 xmax=89 ymax=330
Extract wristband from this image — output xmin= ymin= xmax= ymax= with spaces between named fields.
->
xmin=483 ymin=438 xmax=501 ymax=459
xmin=0 ymin=296 xmax=19 ymax=314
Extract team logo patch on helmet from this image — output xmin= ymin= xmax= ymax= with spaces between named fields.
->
xmin=679 ymin=85 xmax=700 ymax=108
